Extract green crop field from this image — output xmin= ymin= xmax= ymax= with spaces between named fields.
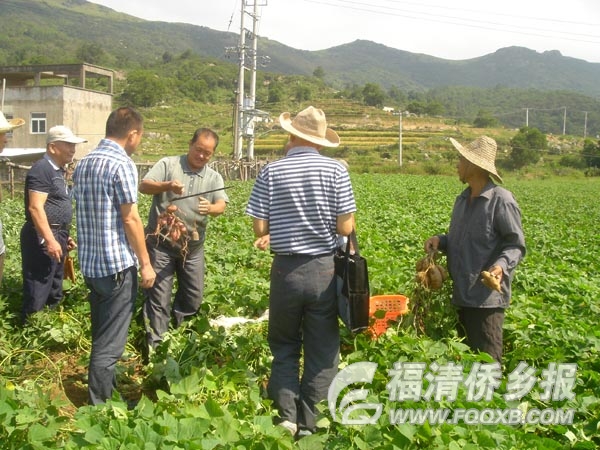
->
xmin=0 ymin=174 xmax=598 ymax=449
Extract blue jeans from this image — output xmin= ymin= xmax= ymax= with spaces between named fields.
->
xmin=85 ymin=266 xmax=137 ymax=405
xmin=143 ymin=239 xmax=205 ymax=348
xmin=267 ymin=254 xmax=339 ymax=433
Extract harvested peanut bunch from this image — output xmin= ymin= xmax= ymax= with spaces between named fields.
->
xmin=415 ymin=251 xmax=448 ymax=291
xmin=480 ymin=270 xmax=501 ymax=292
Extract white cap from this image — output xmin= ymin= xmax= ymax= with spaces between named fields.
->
xmin=47 ymin=125 xmax=87 ymax=144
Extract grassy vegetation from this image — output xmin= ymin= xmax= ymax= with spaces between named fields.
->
xmin=0 ymin=4 xmax=598 ymax=448
xmin=129 ymin=97 xmax=588 ymax=182
xmin=0 ymin=174 xmax=599 ymax=448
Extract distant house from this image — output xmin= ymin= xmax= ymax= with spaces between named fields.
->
xmin=382 ymin=106 xmax=395 ymax=113
xmin=0 ymin=63 xmax=114 ymax=161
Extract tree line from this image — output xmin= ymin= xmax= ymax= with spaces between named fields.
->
xmin=115 ymin=51 xmax=600 ymax=139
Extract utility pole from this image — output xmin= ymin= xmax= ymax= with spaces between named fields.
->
xmin=562 ymin=106 xmax=567 ymax=135
xmin=246 ymin=0 xmax=259 ymax=160
xmin=233 ymin=4 xmax=246 ymax=160
xmin=583 ymin=111 xmax=588 ymax=138
xmin=398 ymin=111 xmax=403 ymax=167
xmin=228 ymin=1 xmax=268 ymax=161
xmin=525 ymin=107 xmax=529 ymax=127
xmin=1 ymin=78 xmax=5 ymax=110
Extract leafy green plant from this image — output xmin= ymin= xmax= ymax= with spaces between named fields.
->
xmin=0 ymin=175 xmax=599 ymax=448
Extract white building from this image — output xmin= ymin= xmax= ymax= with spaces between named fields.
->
xmin=1 ymin=63 xmax=114 ymax=161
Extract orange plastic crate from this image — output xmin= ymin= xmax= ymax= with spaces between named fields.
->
xmin=369 ymin=295 xmax=410 ymax=337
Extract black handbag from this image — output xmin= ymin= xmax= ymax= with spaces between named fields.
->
xmin=335 ymin=230 xmax=370 ymax=333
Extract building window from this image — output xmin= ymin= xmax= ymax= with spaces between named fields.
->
xmin=31 ymin=112 xmax=46 ymax=134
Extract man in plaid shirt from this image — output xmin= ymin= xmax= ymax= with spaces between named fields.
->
xmin=73 ymin=107 xmax=155 ymax=405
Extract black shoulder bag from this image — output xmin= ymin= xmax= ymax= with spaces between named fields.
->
xmin=334 ymin=229 xmax=370 ymax=333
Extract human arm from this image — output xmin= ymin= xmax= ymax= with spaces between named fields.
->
xmin=487 ymin=197 xmax=526 ymax=282
xmin=424 ymin=235 xmax=440 ymax=253
xmin=28 ymin=191 xmax=62 ymax=261
xmin=253 ymin=234 xmax=270 ymax=251
xmin=198 ymin=197 xmax=227 ymax=217
xmin=253 ymin=218 xmax=269 ymax=238
xmin=66 ymin=236 xmax=77 ymax=251
xmin=120 ymin=202 xmax=156 ymax=289
xmin=139 ymin=158 xmax=183 ymax=195
xmin=336 ymin=212 xmax=354 ymax=237
xmin=139 ymin=178 xmax=184 ymax=196
xmin=424 ymin=233 xmax=450 ymax=253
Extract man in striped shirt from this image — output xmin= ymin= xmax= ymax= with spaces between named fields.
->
xmin=73 ymin=107 xmax=156 ymax=405
xmin=246 ymin=106 xmax=356 ymax=437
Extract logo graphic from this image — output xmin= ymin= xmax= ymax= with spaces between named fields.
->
xmin=328 ymin=362 xmax=383 ymax=425
xmin=328 ymin=360 xmax=576 ymax=427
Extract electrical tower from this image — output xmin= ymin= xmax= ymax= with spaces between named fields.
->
xmin=226 ymin=1 xmax=269 ymax=161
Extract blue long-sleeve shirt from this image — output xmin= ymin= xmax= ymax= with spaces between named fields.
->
xmin=438 ymin=181 xmax=525 ymax=308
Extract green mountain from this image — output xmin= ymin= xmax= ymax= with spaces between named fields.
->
xmin=308 ymin=42 xmax=600 ymax=96
xmin=1 ymin=0 xmax=600 ymax=98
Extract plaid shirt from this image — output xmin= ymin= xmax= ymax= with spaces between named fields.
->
xmin=72 ymin=139 xmax=139 ymax=278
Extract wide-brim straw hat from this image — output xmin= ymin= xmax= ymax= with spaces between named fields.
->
xmin=450 ymin=135 xmax=503 ymax=183
xmin=0 ymin=111 xmax=25 ymax=133
xmin=279 ymin=106 xmax=340 ymax=147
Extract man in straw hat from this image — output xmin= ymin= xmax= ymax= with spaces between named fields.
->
xmin=20 ymin=125 xmax=86 ymax=323
xmin=0 ymin=111 xmax=26 ymax=286
xmin=246 ymin=106 xmax=356 ymax=438
xmin=424 ymin=135 xmax=525 ymax=364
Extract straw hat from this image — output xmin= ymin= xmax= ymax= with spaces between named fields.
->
xmin=0 ymin=111 xmax=25 ymax=133
xmin=450 ymin=135 xmax=503 ymax=183
xmin=279 ymin=106 xmax=340 ymax=147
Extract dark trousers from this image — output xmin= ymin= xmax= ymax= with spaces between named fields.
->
xmin=20 ymin=221 xmax=68 ymax=322
xmin=85 ymin=266 xmax=137 ymax=405
xmin=143 ymin=239 xmax=205 ymax=348
xmin=267 ymin=254 xmax=339 ymax=433
xmin=457 ymin=307 xmax=505 ymax=363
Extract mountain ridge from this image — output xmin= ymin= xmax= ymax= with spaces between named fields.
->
xmin=1 ymin=0 xmax=599 ymax=98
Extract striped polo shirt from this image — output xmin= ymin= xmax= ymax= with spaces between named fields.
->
xmin=246 ymin=147 xmax=356 ymax=255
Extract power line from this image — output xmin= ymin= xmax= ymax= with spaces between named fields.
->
xmin=302 ymin=0 xmax=600 ymax=45
xmin=226 ymin=0 xmax=239 ymax=31
xmin=355 ymin=0 xmax=600 ymax=28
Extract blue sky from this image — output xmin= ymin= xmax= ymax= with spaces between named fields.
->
xmin=90 ymin=0 xmax=600 ymax=63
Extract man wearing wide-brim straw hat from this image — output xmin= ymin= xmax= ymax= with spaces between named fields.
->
xmin=0 ymin=111 xmax=25 ymax=287
xmin=0 ymin=111 xmax=25 ymax=134
xmin=0 ymin=111 xmax=26 ymax=155
xmin=246 ymin=106 xmax=356 ymax=438
xmin=424 ymin=135 xmax=526 ymax=364
xmin=450 ymin=135 xmax=503 ymax=183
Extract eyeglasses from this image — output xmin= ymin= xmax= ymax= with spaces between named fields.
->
xmin=191 ymin=147 xmax=214 ymax=158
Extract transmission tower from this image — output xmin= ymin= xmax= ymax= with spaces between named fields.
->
xmin=226 ymin=1 xmax=269 ymax=161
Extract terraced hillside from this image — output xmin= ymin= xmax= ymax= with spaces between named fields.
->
xmin=252 ymin=100 xmax=467 ymax=171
